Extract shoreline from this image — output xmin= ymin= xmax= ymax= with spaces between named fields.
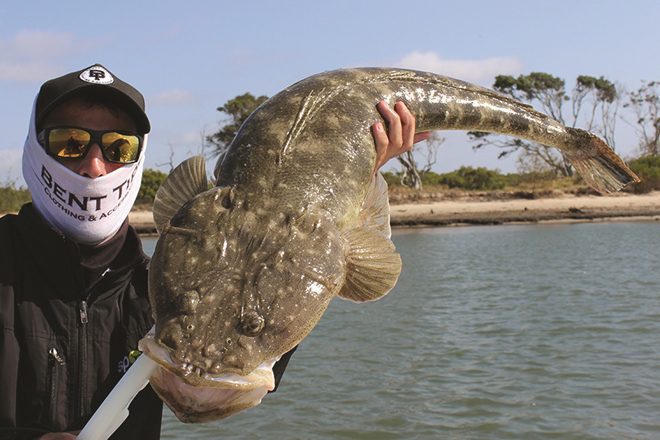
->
xmin=128 ymin=191 xmax=660 ymax=234
xmin=387 ymin=191 xmax=660 ymax=228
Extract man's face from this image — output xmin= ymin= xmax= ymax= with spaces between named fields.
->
xmin=42 ymin=98 xmax=139 ymax=178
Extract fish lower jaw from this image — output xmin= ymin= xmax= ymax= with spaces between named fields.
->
xmin=140 ymin=331 xmax=277 ymax=422
xmin=139 ymin=329 xmax=278 ymax=390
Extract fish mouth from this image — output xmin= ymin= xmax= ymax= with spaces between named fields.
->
xmin=139 ymin=327 xmax=278 ymax=422
xmin=138 ymin=327 xmax=278 ymax=391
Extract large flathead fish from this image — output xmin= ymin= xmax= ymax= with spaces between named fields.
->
xmin=140 ymin=68 xmax=639 ymax=421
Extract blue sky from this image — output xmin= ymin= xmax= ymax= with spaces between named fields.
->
xmin=2 ymin=0 xmax=659 ymax=186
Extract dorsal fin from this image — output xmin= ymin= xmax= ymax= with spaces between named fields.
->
xmin=152 ymin=156 xmax=208 ymax=234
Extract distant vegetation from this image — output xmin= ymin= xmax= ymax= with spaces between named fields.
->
xmin=0 ymin=182 xmax=30 ymax=213
xmin=627 ymin=155 xmax=660 ymax=194
xmin=0 ymin=168 xmax=170 ymax=214
xmin=206 ymin=74 xmax=660 ymax=191
xmin=382 ymin=168 xmax=562 ymax=192
xmin=1 ymin=159 xmax=659 ymax=214
xmin=382 ymin=159 xmax=660 ymax=194
xmin=136 ymin=168 xmax=168 ymax=205
xmin=5 ymin=71 xmax=659 ymax=213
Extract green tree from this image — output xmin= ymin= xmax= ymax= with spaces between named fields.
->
xmin=207 ymin=92 xmax=269 ymax=158
xmin=626 ymin=155 xmax=660 ymax=193
xmin=624 ymin=80 xmax=660 ymax=156
xmin=573 ymin=75 xmax=620 ymax=147
xmin=0 ymin=183 xmax=31 ymax=213
xmin=137 ymin=168 xmax=168 ymax=204
xmin=396 ymin=133 xmax=444 ymax=190
xmin=438 ymin=166 xmax=507 ymax=191
xmin=470 ymin=72 xmax=620 ymax=177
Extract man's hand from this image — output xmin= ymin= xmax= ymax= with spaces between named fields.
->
xmin=372 ymin=100 xmax=431 ymax=174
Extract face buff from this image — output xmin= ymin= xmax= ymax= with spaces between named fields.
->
xmin=22 ymin=101 xmax=146 ymax=245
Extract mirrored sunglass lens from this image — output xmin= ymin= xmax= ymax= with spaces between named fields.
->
xmin=48 ymin=128 xmax=91 ymax=158
xmin=101 ymin=133 xmax=140 ymax=163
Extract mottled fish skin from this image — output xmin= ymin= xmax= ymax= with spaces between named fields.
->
xmin=149 ymin=186 xmax=346 ymax=377
xmin=148 ymin=68 xmax=638 ymax=382
xmin=218 ymin=68 xmax=637 ymax=207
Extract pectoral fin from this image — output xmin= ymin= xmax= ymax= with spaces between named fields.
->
xmin=152 ymin=156 xmax=209 ymax=234
xmin=358 ymin=172 xmax=392 ymax=238
xmin=338 ymin=227 xmax=402 ymax=303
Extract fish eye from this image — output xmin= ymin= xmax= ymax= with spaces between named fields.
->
xmin=219 ymin=187 xmax=238 ymax=210
xmin=238 ymin=311 xmax=265 ymax=337
xmin=221 ymin=194 xmax=232 ymax=209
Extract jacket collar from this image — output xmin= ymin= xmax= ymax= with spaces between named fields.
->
xmin=15 ymin=203 xmax=147 ymax=300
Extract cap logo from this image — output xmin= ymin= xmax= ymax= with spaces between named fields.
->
xmin=79 ymin=65 xmax=114 ymax=85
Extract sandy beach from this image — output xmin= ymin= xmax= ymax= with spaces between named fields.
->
xmin=388 ymin=191 xmax=660 ymax=227
xmin=128 ymin=191 xmax=660 ymax=234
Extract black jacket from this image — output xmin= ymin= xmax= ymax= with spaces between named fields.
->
xmin=0 ymin=204 xmax=162 ymax=439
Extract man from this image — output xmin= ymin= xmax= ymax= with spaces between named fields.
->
xmin=0 ymin=64 xmax=427 ymax=439
xmin=1 ymin=64 xmax=162 ymax=440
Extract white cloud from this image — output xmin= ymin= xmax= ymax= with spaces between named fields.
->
xmin=150 ymin=89 xmax=194 ymax=106
xmin=0 ymin=30 xmax=77 ymax=82
xmin=395 ymin=51 xmax=524 ymax=84
xmin=0 ymin=62 xmax=62 ymax=82
xmin=10 ymin=30 xmax=75 ymax=58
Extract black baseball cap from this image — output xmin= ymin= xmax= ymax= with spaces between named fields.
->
xmin=35 ymin=63 xmax=150 ymax=133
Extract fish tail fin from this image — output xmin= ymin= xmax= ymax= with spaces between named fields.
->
xmin=565 ymin=128 xmax=640 ymax=194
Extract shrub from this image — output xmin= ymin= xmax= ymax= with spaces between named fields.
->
xmin=380 ymin=171 xmax=400 ymax=187
xmin=437 ymin=166 xmax=507 ymax=190
xmin=627 ymin=155 xmax=660 ymax=193
xmin=504 ymin=170 xmax=557 ymax=187
xmin=420 ymin=171 xmax=444 ymax=186
xmin=137 ymin=168 xmax=168 ymax=204
xmin=0 ymin=184 xmax=31 ymax=213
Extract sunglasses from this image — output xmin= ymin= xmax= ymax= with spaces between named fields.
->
xmin=38 ymin=126 xmax=143 ymax=164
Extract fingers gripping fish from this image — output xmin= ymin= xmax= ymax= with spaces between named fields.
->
xmin=140 ymin=68 xmax=639 ymax=422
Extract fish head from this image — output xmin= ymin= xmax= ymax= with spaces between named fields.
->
xmin=146 ymin=186 xmax=346 ymax=382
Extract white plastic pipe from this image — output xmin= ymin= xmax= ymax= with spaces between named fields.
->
xmin=77 ymin=354 xmax=158 ymax=440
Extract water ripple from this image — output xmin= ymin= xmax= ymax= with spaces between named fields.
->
xmin=149 ymin=222 xmax=660 ymax=439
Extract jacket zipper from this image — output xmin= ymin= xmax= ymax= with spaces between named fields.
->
xmin=77 ymin=299 xmax=89 ymax=421
xmin=76 ymin=268 xmax=109 ymax=422
xmin=48 ymin=347 xmax=65 ymax=423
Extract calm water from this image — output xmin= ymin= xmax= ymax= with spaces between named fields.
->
xmin=141 ymin=221 xmax=660 ymax=439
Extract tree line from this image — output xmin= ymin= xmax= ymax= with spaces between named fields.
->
xmin=203 ymin=72 xmax=660 ymax=191
xmin=4 ymin=72 xmax=658 ymax=214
